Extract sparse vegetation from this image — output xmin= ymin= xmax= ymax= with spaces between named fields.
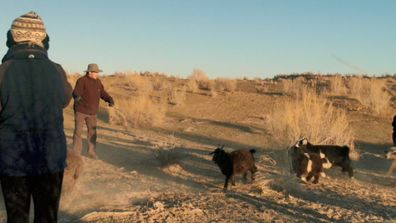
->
xmin=61 ymin=71 xmax=395 ymax=223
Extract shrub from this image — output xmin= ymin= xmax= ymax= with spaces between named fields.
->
xmin=125 ymin=74 xmax=153 ymax=93
xmin=109 ymin=94 xmax=166 ymax=128
xmin=67 ymin=73 xmax=81 ymax=88
xmin=153 ymin=135 xmax=183 ymax=167
xmin=269 ymin=88 xmax=355 ymax=148
xmin=188 ymin=68 xmax=214 ymax=91
xmin=215 ymin=78 xmax=237 ymax=92
xmin=185 ymin=78 xmax=198 ymax=93
xmin=347 ymin=77 xmax=391 ymax=115
xmin=168 ymin=86 xmax=186 ymax=105
xmin=152 ymin=76 xmax=171 ymax=91
xmin=279 ymin=77 xmax=305 ymax=96
xmin=328 ymin=75 xmax=348 ymax=96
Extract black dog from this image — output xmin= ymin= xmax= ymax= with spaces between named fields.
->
xmin=210 ymin=145 xmax=257 ymax=190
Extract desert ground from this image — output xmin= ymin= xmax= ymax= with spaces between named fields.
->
xmin=0 ymin=73 xmax=395 ymax=222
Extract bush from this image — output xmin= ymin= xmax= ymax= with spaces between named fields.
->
xmin=67 ymin=73 xmax=81 ymax=88
xmin=269 ymin=88 xmax=355 ymax=148
xmin=188 ymin=69 xmax=214 ymax=91
xmin=125 ymin=74 xmax=153 ymax=93
xmin=328 ymin=75 xmax=348 ymax=96
xmin=109 ymin=94 xmax=166 ymax=128
xmin=185 ymin=78 xmax=198 ymax=93
xmin=168 ymin=86 xmax=186 ymax=105
xmin=153 ymin=135 xmax=183 ymax=167
xmin=215 ymin=78 xmax=237 ymax=92
xmin=347 ymin=77 xmax=391 ymax=115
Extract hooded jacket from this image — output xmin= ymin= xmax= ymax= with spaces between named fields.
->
xmin=0 ymin=43 xmax=72 ymax=176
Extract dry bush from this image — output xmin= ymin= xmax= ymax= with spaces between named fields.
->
xmin=185 ymin=78 xmax=198 ymax=93
xmin=269 ymin=88 xmax=355 ymax=148
xmin=198 ymin=79 xmax=214 ymax=91
xmin=279 ymin=77 xmax=305 ymax=96
xmin=109 ymin=94 xmax=166 ymax=128
xmin=255 ymin=85 xmax=268 ymax=94
xmin=280 ymin=79 xmax=293 ymax=94
xmin=152 ymin=76 xmax=171 ymax=91
xmin=188 ymin=68 xmax=214 ymax=91
xmin=215 ymin=78 xmax=237 ymax=92
xmin=67 ymin=73 xmax=81 ymax=88
xmin=154 ymin=147 xmax=182 ymax=167
xmin=328 ymin=75 xmax=348 ymax=96
xmin=208 ymin=89 xmax=217 ymax=98
xmin=348 ymin=77 xmax=391 ymax=115
xmin=125 ymin=74 xmax=153 ymax=93
xmin=168 ymin=86 xmax=187 ymax=105
xmin=153 ymin=135 xmax=183 ymax=167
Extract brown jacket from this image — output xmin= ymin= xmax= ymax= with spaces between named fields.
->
xmin=73 ymin=75 xmax=113 ymax=115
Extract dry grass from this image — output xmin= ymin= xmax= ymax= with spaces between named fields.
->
xmin=269 ymin=88 xmax=355 ymax=148
xmin=109 ymin=94 xmax=166 ymax=128
xmin=67 ymin=73 xmax=81 ymax=88
xmin=328 ymin=75 xmax=348 ymax=96
xmin=188 ymin=69 xmax=214 ymax=91
xmin=125 ymin=74 xmax=154 ymax=93
xmin=347 ymin=76 xmax=391 ymax=115
xmin=153 ymin=135 xmax=183 ymax=167
xmin=168 ymin=86 xmax=187 ymax=105
xmin=279 ymin=77 xmax=306 ymax=96
xmin=215 ymin=78 xmax=237 ymax=92
xmin=185 ymin=78 xmax=198 ymax=93
xmin=152 ymin=76 xmax=171 ymax=91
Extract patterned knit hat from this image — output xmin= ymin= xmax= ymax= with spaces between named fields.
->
xmin=10 ymin=11 xmax=47 ymax=47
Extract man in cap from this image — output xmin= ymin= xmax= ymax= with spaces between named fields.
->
xmin=72 ymin=63 xmax=114 ymax=159
xmin=0 ymin=11 xmax=72 ymax=223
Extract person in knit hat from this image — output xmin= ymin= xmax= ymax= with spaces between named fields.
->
xmin=0 ymin=11 xmax=72 ymax=223
xmin=72 ymin=63 xmax=114 ymax=159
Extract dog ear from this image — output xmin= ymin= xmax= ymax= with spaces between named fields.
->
xmin=300 ymin=138 xmax=308 ymax=146
xmin=220 ymin=144 xmax=225 ymax=150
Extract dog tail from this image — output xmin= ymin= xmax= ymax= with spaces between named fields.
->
xmin=345 ymin=145 xmax=360 ymax=161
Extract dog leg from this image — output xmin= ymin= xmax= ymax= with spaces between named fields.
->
xmin=386 ymin=161 xmax=396 ymax=176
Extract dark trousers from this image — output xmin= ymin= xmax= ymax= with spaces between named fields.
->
xmin=72 ymin=112 xmax=97 ymax=157
xmin=0 ymin=172 xmax=64 ymax=223
xmin=393 ymin=132 xmax=396 ymax=146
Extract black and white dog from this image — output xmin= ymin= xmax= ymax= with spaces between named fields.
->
xmin=290 ymin=138 xmax=354 ymax=179
xmin=289 ymin=142 xmax=332 ymax=183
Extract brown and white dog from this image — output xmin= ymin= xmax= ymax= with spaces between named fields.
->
xmin=385 ymin=147 xmax=396 ymax=176
xmin=288 ymin=143 xmax=332 ymax=184
xmin=292 ymin=138 xmax=354 ymax=178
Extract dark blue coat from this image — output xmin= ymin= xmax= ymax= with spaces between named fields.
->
xmin=0 ymin=44 xmax=72 ymax=176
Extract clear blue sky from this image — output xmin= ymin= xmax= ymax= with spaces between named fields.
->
xmin=0 ymin=1 xmax=395 ymax=78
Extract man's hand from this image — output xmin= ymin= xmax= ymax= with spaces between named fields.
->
xmin=108 ymin=99 xmax=115 ymax=107
xmin=74 ymin=95 xmax=83 ymax=102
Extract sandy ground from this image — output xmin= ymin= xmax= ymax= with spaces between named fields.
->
xmin=0 ymin=91 xmax=395 ymax=223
